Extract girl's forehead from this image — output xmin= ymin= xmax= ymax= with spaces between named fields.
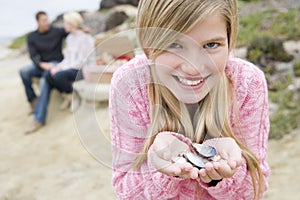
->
xmin=183 ymin=12 xmax=227 ymax=42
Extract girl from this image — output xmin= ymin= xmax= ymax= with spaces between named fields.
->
xmin=109 ymin=0 xmax=270 ymax=199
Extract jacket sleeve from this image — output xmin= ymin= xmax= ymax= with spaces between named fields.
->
xmin=59 ymin=34 xmax=95 ymax=69
xmin=27 ymin=34 xmax=41 ymax=68
xmin=109 ymin=62 xmax=186 ymax=199
xmin=199 ymin=64 xmax=270 ymax=199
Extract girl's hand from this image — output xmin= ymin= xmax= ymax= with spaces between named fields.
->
xmin=39 ymin=62 xmax=53 ymax=71
xmin=198 ymin=137 xmax=243 ymax=183
xmin=149 ymin=132 xmax=199 ymax=179
xmin=50 ymin=66 xmax=61 ymax=75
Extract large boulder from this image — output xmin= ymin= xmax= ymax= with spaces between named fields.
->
xmin=100 ymin=0 xmax=139 ymax=9
xmin=51 ymin=10 xmax=128 ymax=35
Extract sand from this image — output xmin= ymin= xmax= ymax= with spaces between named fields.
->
xmin=0 ymin=48 xmax=299 ymax=200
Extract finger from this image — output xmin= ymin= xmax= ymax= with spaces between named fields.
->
xmin=204 ymin=162 xmax=223 ymax=180
xmin=153 ymin=153 xmax=193 ymax=178
xmin=227 ymin=156 xmax=243 ymax=170
xmin=220 ymin=150 xmax=229 ymax=160
xmin=228 ymin=160 xmax=237 ymax=169
xmin=199 ymin=169 xmax=211 ymax=183
xmin=183 ymin=167 xmax=199 ymax=179
xmin=164 ymin=162 xmax=195 ymax=178
xmin=163 ymin=163 xmax=182 ymax=176
xmin=213 ymin=160 xmax=235 ymax=178
xmin=174 ymin=166 xmax=197 ymax=179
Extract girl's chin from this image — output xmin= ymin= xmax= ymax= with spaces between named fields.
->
xmin=176 ymin=96 xmax=204 ymax=104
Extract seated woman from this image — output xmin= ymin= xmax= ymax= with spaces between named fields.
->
xmin=25 ymin=12 xmax=95 ymax=134
xmin=47 ymin=12 xmax=95 ymax=110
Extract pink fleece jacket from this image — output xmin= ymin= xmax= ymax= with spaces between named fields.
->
xmin=109 ymin=54 xmax=270 ymax=199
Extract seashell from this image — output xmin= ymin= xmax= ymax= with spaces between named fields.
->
xmin=183 ymin=152 xmax=206 ymax=169
xmin=171 ymin=144 xmax=220 ymax=169
xmin=171 ymin=156 xmax=188 ymax=164
xmin=192 ymin=143 xmax=217 ymax=158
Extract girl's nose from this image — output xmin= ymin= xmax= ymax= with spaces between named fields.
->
xmin=179 ymin=61 xmax=200 ymax=76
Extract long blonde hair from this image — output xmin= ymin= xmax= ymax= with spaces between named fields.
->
xmin=134 ymin=0 xmax=264 ymax=199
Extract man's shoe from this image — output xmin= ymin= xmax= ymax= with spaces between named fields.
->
xmin=25 ymin=121 xmax=44 ymax=134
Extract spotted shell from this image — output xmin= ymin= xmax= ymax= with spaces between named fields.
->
xmin=192 ymin=143 xmax=217 ymax=158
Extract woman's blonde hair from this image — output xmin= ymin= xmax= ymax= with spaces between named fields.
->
xmin=63 ymin=12 xmax=83 ymax=29
xmin=134 ymin=0 xmax=265 ymax=199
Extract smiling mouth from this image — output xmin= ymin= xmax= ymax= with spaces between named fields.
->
xmin=177 ymin=76 xmax=204 ymax=86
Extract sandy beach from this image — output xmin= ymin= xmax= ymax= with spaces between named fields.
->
xmin=0 ymin=48 xmax=299 ymax=199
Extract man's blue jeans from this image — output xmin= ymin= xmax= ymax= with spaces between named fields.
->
xmin=34 ymin=77 xmax=52 ymax=123
xmin=20 ymin=64 xmax=48 ymax=103
xmin=20 ymin=62 xmax=58 ymax=123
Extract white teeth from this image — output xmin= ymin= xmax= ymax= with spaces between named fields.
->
xmin=178 ymin=77 xmax=203 ymax=86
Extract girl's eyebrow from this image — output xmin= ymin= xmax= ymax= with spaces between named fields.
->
xmin=177 ymin=36 xmax=227 ymax=44
xmin=204 ymin=36 xmax=227 ymax=43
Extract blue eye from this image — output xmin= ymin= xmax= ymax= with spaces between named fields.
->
xmin=168 ymin=42 xmax=182 ymax=49
xmin=204 ymin=42 xmax=219 ymax=49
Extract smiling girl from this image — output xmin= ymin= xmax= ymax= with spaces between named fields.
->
xmin=109 ymin=0 xmax=270 ymax=199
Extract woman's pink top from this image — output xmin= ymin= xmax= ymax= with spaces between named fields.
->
xmin=109 ymin=54 xmax=270 ymax=199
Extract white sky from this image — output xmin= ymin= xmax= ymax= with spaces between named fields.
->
xmin=0 ymin=0 xmax=101 ymax=38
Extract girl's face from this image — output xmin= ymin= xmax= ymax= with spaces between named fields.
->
xmin=153 ymin=12 xmax=229 ymax=104
xmin=64 ymin=22 xmax=74 ymax=33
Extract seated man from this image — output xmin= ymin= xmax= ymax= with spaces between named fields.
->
xmin=20 ymin=11 xmax=68 ymax=115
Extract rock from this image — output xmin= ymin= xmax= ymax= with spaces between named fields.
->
xmin=51 ymin=10 xmax=129 ymax=36
xmin=100 ymin=0 xmax=117 ymax=9
xmin=274 ymin=61 xmax=294 ymax=73
xmin=100 ymin=0 xmax=139 ymax=9
xmin=104 ymin=11 xmax=128 ymax=31
xmin=284 ymin=40 xmax=300 ymax=59
xmin=81 ymin=11 xmax=107 ymax=35
xmin=233 ymin=47 xmax=247 ymax=59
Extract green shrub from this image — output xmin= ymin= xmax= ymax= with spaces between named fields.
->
xmin=237 ymin=8 xmax=300 ymax=47
xmin=9 ymin=34 xmax=27 ymax=49
xmin=270 ymin=111 xmax=298 ymax=139
xmin=268 ymin=73 xmax=300 ymax=139
xmin=294 ymin=60 xmax=300 ymax=77
xmin=246 ymin=36 xmax=294 ymax=68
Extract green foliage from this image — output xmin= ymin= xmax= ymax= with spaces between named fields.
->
xmin=246 ymin=36 xmax=294 ymax=72
xmin=268 ymin=73 xmax=293 ymax=94
xmin=270 ymin=111 xmax=298 ymax=139
xmin=271 ymin=8 xmax=300 ymax=40
xmin=268 ymin=73 xmax=300 ymax=139
xmin=294 ymin=60 xmax=300 ymax=77
xmin=98 ymin=8 xmax=110 ymax=14
xmin=247 ymin=49 xmax=263 ymax=64
xmin=237 ymin=8 xmax=300 ymax=47
xmin=9 ymin=34 xmax=27 ymax=49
